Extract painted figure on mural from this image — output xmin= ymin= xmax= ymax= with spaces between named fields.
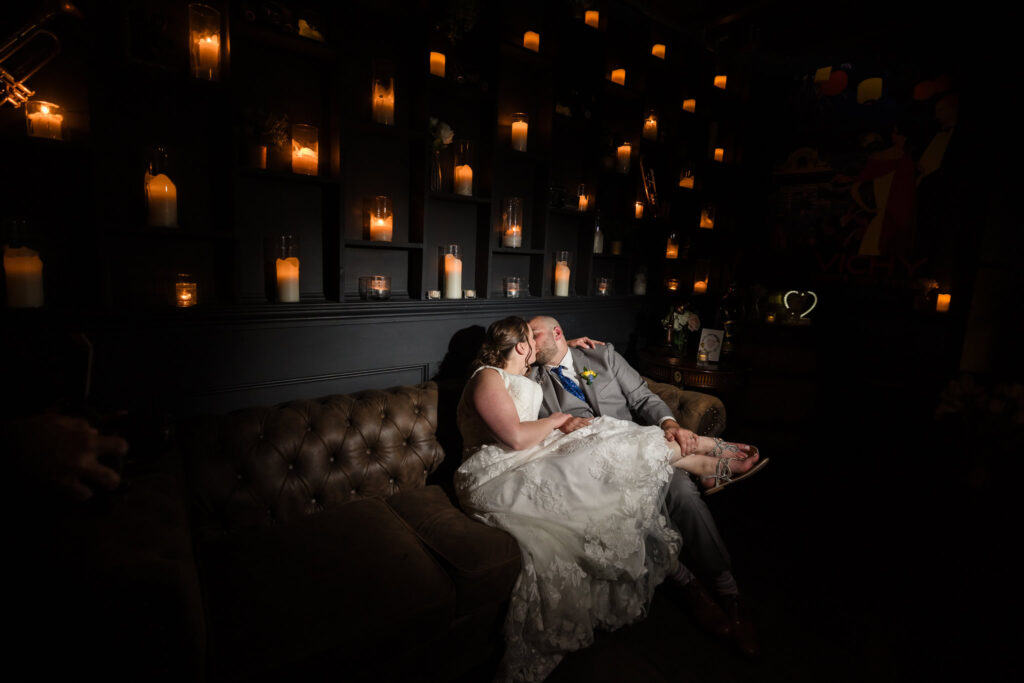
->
xmin=847 ymin=120 xmax=917 ymax=257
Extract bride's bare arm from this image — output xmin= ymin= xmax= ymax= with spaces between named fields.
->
xmin=470 ymin=369 xmax=571 ymax=450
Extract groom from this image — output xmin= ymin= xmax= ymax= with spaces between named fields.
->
xmin=528 ymin=315 xmax=760 ymax=657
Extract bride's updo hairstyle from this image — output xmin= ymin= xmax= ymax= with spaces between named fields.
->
xmin=478 ymin=316 xmax=530 ymax=368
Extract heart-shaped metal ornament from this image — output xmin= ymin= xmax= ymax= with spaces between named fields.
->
xmin=784 ymin=290 xmax=818 ymax=318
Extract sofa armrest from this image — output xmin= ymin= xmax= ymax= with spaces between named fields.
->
xmin=644 ymin=377 xmax=727 ymax=437
xmin=387 ymin=486 xmax=522 ymax=617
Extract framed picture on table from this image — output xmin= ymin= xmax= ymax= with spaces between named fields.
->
xmin=698 ymin=328 xmax=724 ymax=363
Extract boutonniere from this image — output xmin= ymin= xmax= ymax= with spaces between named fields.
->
xmin=580 ymin=367 xmax=598 ymax=385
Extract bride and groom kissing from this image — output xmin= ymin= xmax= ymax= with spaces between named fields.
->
xmin=454 ymin=315 xmax=769 ymax=682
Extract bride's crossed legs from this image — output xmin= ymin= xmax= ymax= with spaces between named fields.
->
xmin=665 ymin=437 xmax=763 ymax=484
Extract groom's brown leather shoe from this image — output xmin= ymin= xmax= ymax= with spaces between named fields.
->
xmin=672 ymin=579 xmax=732 ymax=638
xmin=720 ymin=594 xmax=760 ymax=658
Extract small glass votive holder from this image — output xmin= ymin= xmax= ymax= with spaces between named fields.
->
xmin=359 ymin=275 xmax=391 ymax=301
xmin=175 ymin=273 xmax=197 ymax=307
xmin=463 ymin=289 xmax=477 ymax=299
xmin=291 ymin=124 xmax=319 ymax=175
xmin=665 ymin=278 xmax=680 ymax=292
xmin=595 ymin=277 xmax=611 ymax=296
xmin=504 ymin=276 xmax=521 ymax=298
xmin=426 ymin=289 xmax=441 ymax=300
xmin=25 ymin=100 xmax=63 ymax=140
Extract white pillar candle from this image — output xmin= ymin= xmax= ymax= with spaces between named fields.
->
xmin=146 ymin=172 xmax=178 ymax=227
xmin=577 ymin=194 xmax=588 ymax=211
xmin=936 ymin=293 xmax=951 ymax=312
xmin=585 ymin=11 xmax=599 ymax=28
xmin=693 ymin=279 xmax=708 ymax=294
xmin=616 ymin=144 xmax=631 ymax=173
xmin=523 ymin=31 xmax=540 ymax=52
xmin=714 ymin=147 xmax=724 ymax=162
xmin=700 ymin=208 xmax=715 ymax=229
xmin=502 ymin=225 xmax=522 ymax=248
xmin=370 ymin=215 xmax=393 ymax=241
xmin=453 ymin=164 xmax=473 ymax=195
xmin=651 ymin=44 xmax=666 ymax=59
xmin=276 ymin=257 xmax=300 ymax=302
xmin=714 ymin=75 xmax=727 ymax=90
xmin=175 ymin=280 xmax=197 ymax=307
xmin=429 ymin=52 xmax=446 ymax=77
xmin=25 ymin=102 xmax=63 ymax=140
xmin=554 ymin=260 xmax=570 ymax=297
xmin=372 ymin=80 xmax=395 ymax=125
xmin=291 ymin=144 xmax=318 ymax=175
xmin=592 ymin=229 xmax=603 ymax=254
xmin=192 ymin=33 xmax=220 ymax=80
xmin=3 ymin=246 xmax=44 ymax=308
xmin=635 ymin=201 xmax=644 ymax=219
xmin=610 ymin=69 xmax=626 ymax=86
xmin=444 ymin=253 xmax=462 ymax=299
xmin=643 ymin=115 xmax=657 ymax=140
xmin=683 ymin=99 xmax=696 ymax=113
xmin=511 ymin=119 xmax=528 ymax=152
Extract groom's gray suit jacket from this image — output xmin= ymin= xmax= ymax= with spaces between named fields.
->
xmin=532 ymin=344 xmax=672 ymax=426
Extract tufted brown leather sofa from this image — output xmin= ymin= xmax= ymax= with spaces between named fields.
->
xmin=16 ymin=378 xmax=725 ymax=682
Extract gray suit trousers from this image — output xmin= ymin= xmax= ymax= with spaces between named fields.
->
xmin=665 ymin=471 xmax=732 ymax=577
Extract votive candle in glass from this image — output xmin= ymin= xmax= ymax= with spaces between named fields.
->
xmin=651 ymin=44 xmax=666 ymax=59
xmin=714 ymin=75 xmax=727 ymax=90
xmin=577 ymin=185 xmax=589 ymax=211
xmin=453 ymin=140 xmax=473 ymax=196
xmin=501 ymin=198 xmax=523 ymax=248
xmin=936 ymin=293 xmax=951 ymax=312
xmin=665 ymin=234 xmax=679 ymax=259
xmin=3 ymin=245 xmax=44 ymax=308
xmin=554 ymin=251 xmax=570 ymax=297
xmin=700 ymin=205 xmax=715 ymax=229
xmin=370 ymin=195 xmax=393 ymax=241
xmin=175 ymin=274 xmax=197 ymax=307
xmin=291 ymin=124 xmax=319 ymax=175
xmin=682 ymin=99 xmax=696 ymax=113
xmin=372 ymin=77 xmax=395 ymax=125
xmin=584 ymin=11 xmax=599 ymax=28
xmin=596 ymin=277 xmax=610 ymax=296
xmin=523 ymin=31 xmax=540 ymax=52
xmin=504 ymin=276 xmax=520 ymax=298
xmin=429 ymin=51 xmax=446 ymax=78
xmin=610 ymin=69 xmax=626 ymax=86
xmin=643 ymin=111 xmax=658 ymax=140
xmin=714 ymin=147 xmax=724 ymax=162
xmin=145 ymin=147 xmax=177 ymax=228
xmin=25 ymin=100 xmax=63 ymax=139
xmin=616 ymin=143 xmax=631 ymax=173
xmin=189 ymin=4 xmax=221 ymax=81
xmin=444 ymin=244 xmax=462 ymax=299
xmin=510 ymin=113 xmax=528 ymax=152
xmin=275 ymin=235 xmax=300 ymax=302
xmin=635 ymin=201 xmax=644 ymax=219
xmin=679 ymin=168 xmax=694 ymax=189
xmin=693 ymin=279 xmax=708 ymax=295
xmin=665 ymin=278 xmax=679 ymax=292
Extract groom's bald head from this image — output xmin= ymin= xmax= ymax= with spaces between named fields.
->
xmin=528 ymin=316 xmax=567 ymax=366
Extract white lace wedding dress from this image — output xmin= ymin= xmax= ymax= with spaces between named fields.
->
xmin=455 ymin=366 xmax=681 ymax=683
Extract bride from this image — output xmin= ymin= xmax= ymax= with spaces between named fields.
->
xmin=455 ymin=317 xmax=763 ymax=682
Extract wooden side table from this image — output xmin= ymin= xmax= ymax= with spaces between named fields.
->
xmin=638 ymin=348 xmax=749 ymax=395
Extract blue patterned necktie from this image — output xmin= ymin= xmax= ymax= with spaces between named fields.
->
xmin=552 ymin=365 xmax=587 ymax=402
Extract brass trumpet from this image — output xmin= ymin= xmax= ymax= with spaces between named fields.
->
xmin=1 ymin=2 xmax=81 ymax=108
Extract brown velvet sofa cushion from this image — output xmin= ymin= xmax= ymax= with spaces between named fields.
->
xmin=199 ymin=496 xmax=455 ymax=681
xmin=644 ymin=377 xmax=727 ymax=436
xmin=387 ymin=486 xmax=522 ymax=617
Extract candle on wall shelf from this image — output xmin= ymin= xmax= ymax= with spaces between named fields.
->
xmin=275 ymin=235 xmax=300 ymax=302
xmin=359 ymin=275 xmax=391 ymax=301
xmin=679 ymin=168 xmax=694 ymax=189
xmin=372 ymin=77 xmax=395 ymax=125
xmin=693 ymin=279 xmax=708 ymax=295
xmin=523 ymin=31 xmax=540 ymax=52
xmin=643 ymin=111 xmax=658 ymax=141
xmin=510 ymin=113 xmax=528 ymax=152
xmin=610 ymin=69 xmax=626 ymax=86
xmin=682 ymin=99 xmax=696 ymax=113
xmin=444 ymin=244 xmax=463 ymax=299
xmin=453 ymin=140 xmax=473 ymax=196
xmin=700 ymin=206 xmax=715 ymax=229
xmin=291 ymin=124 xmax=318 ymax=175
xmin=592 ymin=212 xmax=604 ymax=254
xmin=577 ymin=184 xmax=589 ymax=211
xmin=3 ymin=245 xmax=44 ymax=308
xmin=936 ymin=293 xmax=951 ymax=312
xmin=554 ymin=251 xmax=571 ymax=297
xmin=714 ymin=75 xmax=727 ymax=90
xmin=596 ymin=277 xmax=610 ymax=296
xmin=145 ymin=147 xmax=177 ymax=228
xmin=765 ymin=312 xmax=776 ymax=324
xmin=652 ymin=44 xmax=666 ymax=59
xmin=429 ymin=51 xmax=446 ymax=77
xmin=370 ymin=195 xmax=393 ymax=241
xmin=665 ymin=278 xmax=679 ymax=292
xmin=175 ymin=274 xmax=197 ymax=307
xmin=634 ymin=201 xmax=644 ymax=219
xmin=189 ymin=4 xmax=221 ymax=81
xmin=426 ymin=289 xmax=441 ymax=300
xmin=501 ymin=198 xmax=523 ymax=248
xmin=584 ymin=10 xmax=599 ymax=28
xmin=616 ymin=142 xmax=631 ymax=173
xmin=25 ymin=100 xmax=63 ymax=140
xmin=665 ymin=234 xmax=679 ymax=259
xmin=714 ymin=147 xmax=724 ymax=162
xmin=504 ymin=276 xmax=520 ymax=298
xmin=463 ymin=289 xmax=476 ymax=299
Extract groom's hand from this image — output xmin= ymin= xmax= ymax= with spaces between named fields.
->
xmin=662 ymin=420 xmax=698 ymax=455
xmin=558 ymin=416 xmax=593 ymax=434
xmin=567 ymin=336 xmax=606 ymax=349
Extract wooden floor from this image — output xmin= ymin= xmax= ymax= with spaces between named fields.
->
xmin=540 ymin=374 xmax=1018 ymax=683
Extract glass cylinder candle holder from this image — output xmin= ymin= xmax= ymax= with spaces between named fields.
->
xmin=714 ymin=147 xmax=725 ymax=162
xmin=651 ymin=44 xmax=666 ymax=59
xmin=453 ymin=140 xmax=473 ymax=196
xmin=3 ymin=244 xmax=44 ymax=308
xmin=523 ymin=31 xmax=540 ymax=52
xmin=501 ymin=198 xmax=523 ymax=248
xmin=370 ymin=195 xmax=393 ymax=241
xmin=145 ymin=147 xmax=178 ymax=227
xmin=372 ymin=77 xmax=395 ymax=125
xmin=275 ymin=235 xmax=300 ymax=302
xmin=504 ymin=276 xmax=521 ymax=298
xmin=553 ymin=250 xmax=571 ymax=297
xmin=936 ymin=293 xmax=951 ymax=312
xmin=616 ymin=143 xmax=631 ymax=173
xmin=291 ymin=124 xmax=318 ymax=175
xmin=595 ymin=277 xmax=611 ymax=296
xmin=584 ymin=10 xmax=599 ymax=28
xmin=665 ymin=234 xmax=679 ymax=259
xmin=693 ymin=279 xmax=708 ymax=295
xmin=577 ymin=184 xmax=589 ymax=212
xmin=444 ymin=244 xmax=462 ymax=299
xmin=700 ymin=205 xmax=716 ymax=229
xmin=429 ymin=51 xmax=446 ymax=78
xmin=634 ymin=201 xmax=644 ymax=219
xmin=189 ymin=3 xmax=221 ymax=81
xmin=665 ymin=278 xmax=680 ymax=292
xmin=510 ymin=113 xmax=528 ymax=152
xmin=359 ymin=275 xmax=391 ymax=301
xmin=643 ymin=111 xmax=658 ymax=141
xmin=714 ymin=74 xmax=728 ymax=90
xmin=592 ymin=214 xmax=604 ymax=254
xmin=175 ymin=273 xmax=197 ymax=307
xmin=679 ymin=168 xmax=694 ymax=189
xmin=426 ymin=289 xmax=441 ymax=300
xmin=463 ymin=289 xmax=476 ymax=299
xmin=25 ymin=100 xmax=63 ymax=140
xmin=682 ymin=99 xmax=696 ymax=113
xmin=610 ymin=69 xmax=626 ymax=86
